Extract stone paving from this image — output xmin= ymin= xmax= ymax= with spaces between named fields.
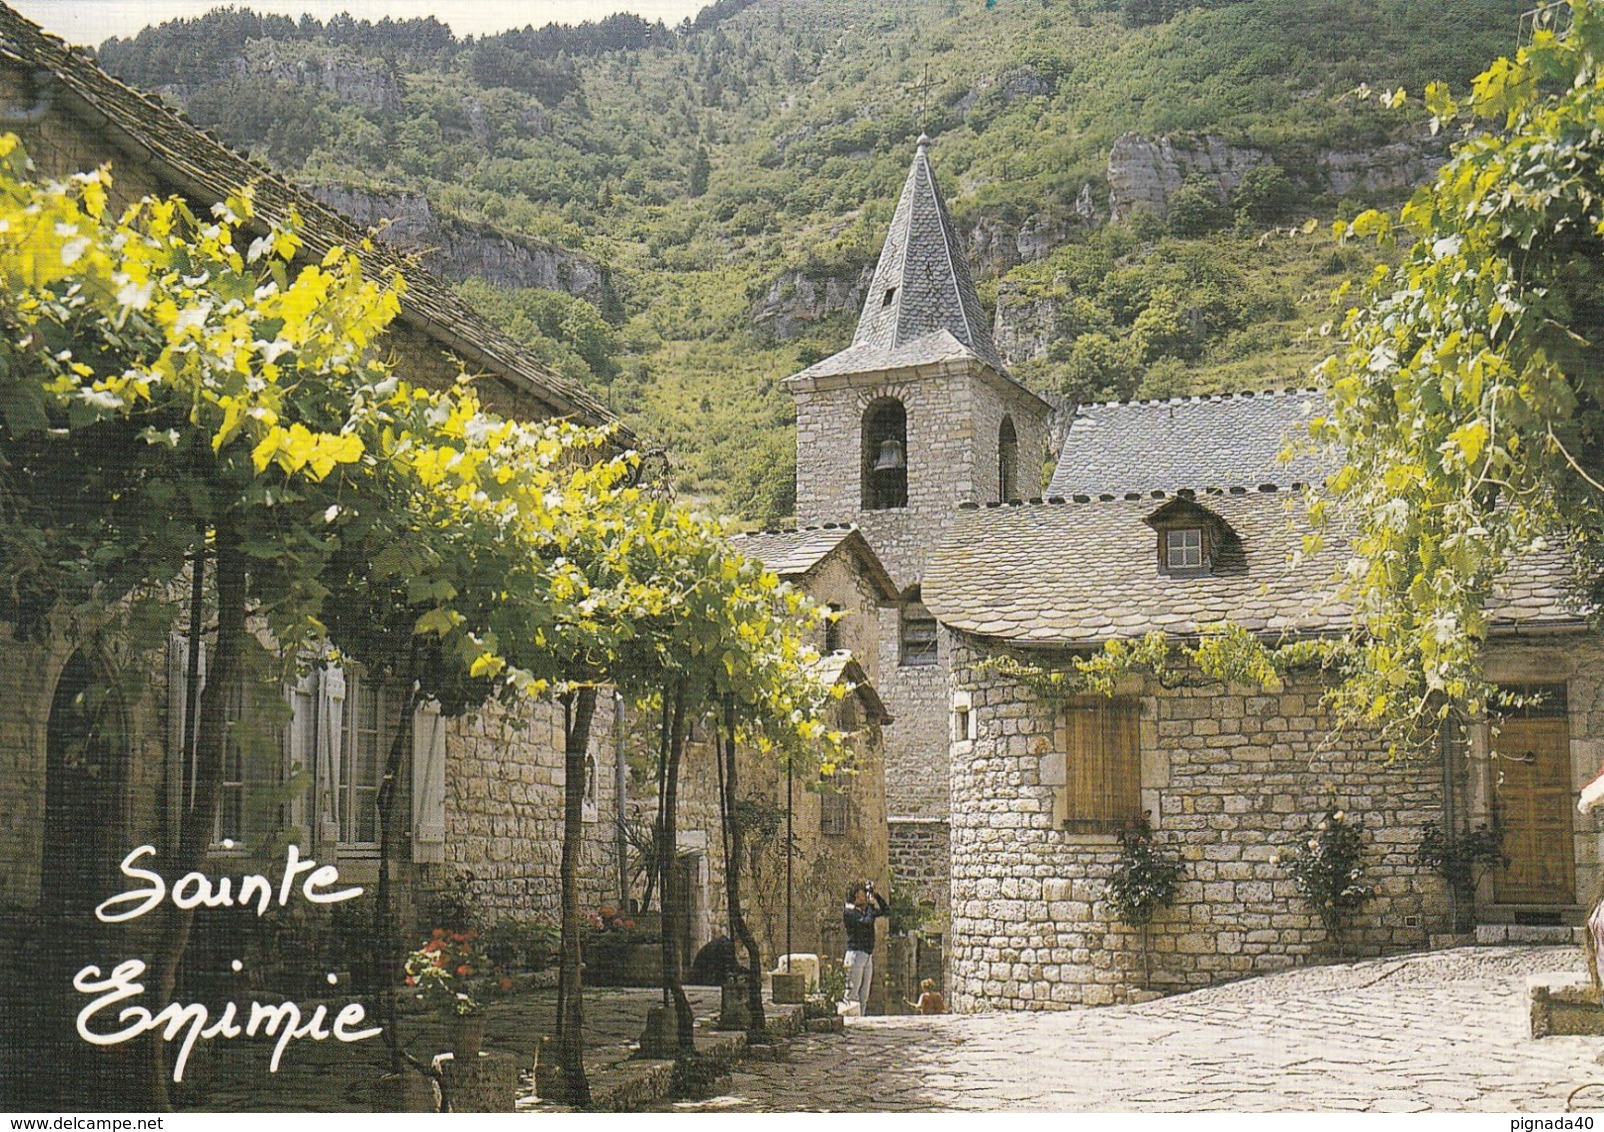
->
xmin=657 ymin=946 xmax=1604 ymax=1113
xmin=171 ymin=984 xmax=728 ymax=1111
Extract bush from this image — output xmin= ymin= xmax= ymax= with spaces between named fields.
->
xmin=1105 ymin=814 xmax=1184 ymax=928
xmin=479 ymin=918 xmax=560 ymax=972
xmin=1278 ymin=806 xmax=1374 ymax=938
xmin=1166 ymin=177 xmax=1231 ymax=237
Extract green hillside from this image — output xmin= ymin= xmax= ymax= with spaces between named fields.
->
xmin=94 ymin=0 xmax=1521 ymax=519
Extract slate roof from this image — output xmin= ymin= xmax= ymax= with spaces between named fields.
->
xmin=924 ymin=490 xmax=1588 ymax=647
xmin=790 ymin=136 xmax=1038 ymax=396
xmin=812 ymin=651 xmax=892 ymax=725
xmin=730 ymin=525 xmax=899 ymax=605
xmin=1047 ymin=389 xmax=1331 ymax=497
xmin=0 ymin=4 xmax=629 ymax=440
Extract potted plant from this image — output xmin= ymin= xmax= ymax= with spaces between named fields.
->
xmin=405 ymin=929 xmax=485 ymax=1059
xmin=582 ymin=907 xmax=662 ymax=986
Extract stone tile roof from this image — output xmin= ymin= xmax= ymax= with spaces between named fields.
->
xmin=787 ymin=328 xmax=987 ymax=382
xmin=730 ymin=525 xmax=899 ymax=605
xmin=812 ymin=651 xmax=892 ymax=725
xmin=0 ymin=4 xmax=629 ymax=440
xmin=790 ymin=135 xmax=1032 ymax=393
xmin=924 ymin=490 xmax=1587 ymax=646
xmin=1047 ymin=389 xmax=1331 ymax=497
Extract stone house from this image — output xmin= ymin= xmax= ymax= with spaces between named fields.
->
xmin=923 ymin=390 xmax=1601 ymax=1010
xmin=0 ymin=7 xmax=641 ymax=1100
xmin=726 ymin=526 xmax=897 ymax=965
xmin=786 ymin=135 xmax=1052 ymax=929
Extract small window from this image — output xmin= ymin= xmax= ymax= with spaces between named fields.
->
xmin=998 ymin=417 xmax=1018 ymax=503
xmin=900 ymin=588 xmax=938 ymax=667
xmin=583 ymin=752 xmax=599 ymax=823
xmin=1057 ymin=698 xmax=1141 ymax=834
xmin=1165 ymin=527 xmax=1204 ymax=570
xmin=882 ymin=286 xmax=897 ymax=307
xmin=824 ymin=603 xmax=843 ymax=654
xmin=821 ymin=790 xmax=850 ymax=837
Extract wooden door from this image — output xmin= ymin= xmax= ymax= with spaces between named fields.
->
xmin=1494 ymin=715 xmax=1575 ymax=904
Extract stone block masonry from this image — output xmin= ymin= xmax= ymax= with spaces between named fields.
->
xmin=947 ymin=633 xmax=1454 ymax=1011
xmin=889 ymin=818 xmax=950 ymax=931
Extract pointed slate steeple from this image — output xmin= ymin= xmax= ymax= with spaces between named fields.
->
xmin=851 ymin=134 xmax=1004 ymax=372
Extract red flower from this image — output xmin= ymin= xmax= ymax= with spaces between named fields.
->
xmin=457 ymin=964 xmax=472 ymax=977
xmin=431 ymin=928 xmax=445 ymax=940
xmin=498 ymin=977 xmax=513 ymax=991
xmin=405 ymin=976 xmax=416 ymax=987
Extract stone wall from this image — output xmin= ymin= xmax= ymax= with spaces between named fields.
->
xmin=440 ymin=695 xmax=627 ymax=926
xmin=888 ymin=817 xmax=950 ymax=931
xmin=792 ymin=361 xmax=1049 ymax=931
xmin=947 ymin=632 xmax=1456 ymax=1011
xmin=792 ymin=366 xmax=1050 ymax=587
xmin=794 ymin=548 xmax=889 ymax=688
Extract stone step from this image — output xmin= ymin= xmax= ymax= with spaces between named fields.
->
xmin=1476 ymin=923 xmax=1585 ymax=946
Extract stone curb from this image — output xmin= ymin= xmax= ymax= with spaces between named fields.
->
xmin=527 ymin=1003 xmax=808 ymax=1113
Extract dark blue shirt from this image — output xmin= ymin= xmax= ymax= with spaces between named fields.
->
xmin=843 ymin=892 xmax=888 ymax=953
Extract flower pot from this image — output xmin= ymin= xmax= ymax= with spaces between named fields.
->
xmin=453 ymin=1013 xmax=487 ymax=1061
xmin=770 ymin=971 xmax=806 ymax=1005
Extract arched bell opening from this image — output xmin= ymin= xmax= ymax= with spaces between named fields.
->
xmin=862 ymin=398 xmax=908 ymax=511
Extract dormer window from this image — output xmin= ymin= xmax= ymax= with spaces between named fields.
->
xmin=1145 ymin=496 xmax=1243 ymax=577
xmin=1166 ymin=527 xmax=1204 ymax=570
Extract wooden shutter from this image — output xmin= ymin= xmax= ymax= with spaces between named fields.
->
xmin=166 ymin=633 xmax=206 ymax=852
xmin=411 ymin=701 xmax=447 ymax=863
xmin=282 ymin=669 xmax=319 ymax=845
xmin=1060 ymin=698 xmax=1141 ymax=833
xmin=316 ymin=664 xmax=346 ymax=848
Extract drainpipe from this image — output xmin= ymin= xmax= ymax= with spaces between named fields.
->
xmin=1440 ymin=708 xmax=1463 ymax=932
xmin=615 ymin=690 xmax=628 ymax=909
xmin=0 ymin=71 xmax=55 ymax=124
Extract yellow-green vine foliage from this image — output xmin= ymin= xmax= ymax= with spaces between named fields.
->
xmin=1313 ymin=0 xmax=1604 ymax=751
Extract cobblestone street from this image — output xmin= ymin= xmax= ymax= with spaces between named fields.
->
xmin=662 ymin=947 xmax=1604 ymax=1112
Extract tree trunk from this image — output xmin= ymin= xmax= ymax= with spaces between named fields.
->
xmin=375 ymin=675 xmax=424 ymax=1075
xmin=718 ymin=696 xmax=765 ymax=1037
xmin=149 ymin=533 xmax=246 ymax=1110
xmin=553 ymin=685 xmax=597 ymax=1106
xmin=657 ymin=681 xmax=695 ymax=1052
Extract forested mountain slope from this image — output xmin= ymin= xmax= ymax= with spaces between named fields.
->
xmin=95 ymin=0 xmax=1521 ymax=519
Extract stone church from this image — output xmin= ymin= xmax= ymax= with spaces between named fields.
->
xmin=788 ymin=134 xmax=1604 ymax=1011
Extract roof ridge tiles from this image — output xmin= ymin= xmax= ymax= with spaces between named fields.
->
xmin=1075 ymin=385 xmax=1319 ymax=411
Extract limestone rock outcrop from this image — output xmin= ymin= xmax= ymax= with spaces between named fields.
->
xmin=309 ymin=186 xmax=610 ymax=305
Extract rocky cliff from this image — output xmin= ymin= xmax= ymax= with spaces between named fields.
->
xmin=310 ymin=186 xmax=610 ymax=307
xmin=1106 ymin=130 xmax=1451 ymax=222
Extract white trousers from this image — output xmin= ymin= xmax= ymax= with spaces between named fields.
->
xmin=844 ymin=948 xmax=873 ymax=1010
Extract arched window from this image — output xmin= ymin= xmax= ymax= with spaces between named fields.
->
xmin=862 ymin=398 xmax=908 ymax=510
xmin=998 ymin=416 xmax=1019 ymax=503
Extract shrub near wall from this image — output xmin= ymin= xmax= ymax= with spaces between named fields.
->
xmin=947 ymin=638 xmax=1448 ymax=1011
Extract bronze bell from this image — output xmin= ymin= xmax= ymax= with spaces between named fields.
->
xmin=872 ymin=437 xmax=906 ymax=473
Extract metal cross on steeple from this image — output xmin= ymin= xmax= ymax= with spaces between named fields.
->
xmin=915 ymin=63 xmax=933 ymax=132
